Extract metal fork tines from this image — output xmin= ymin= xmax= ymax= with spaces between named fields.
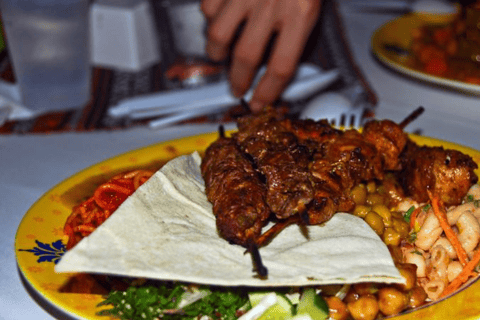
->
xmin=299 ymin=92 xmax=367 ymax=129
xmin=328 ymin=108 xmax=365 ymax=128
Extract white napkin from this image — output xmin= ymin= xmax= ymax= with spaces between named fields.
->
xmin=56 ymin=152 xmax=403 ymax=287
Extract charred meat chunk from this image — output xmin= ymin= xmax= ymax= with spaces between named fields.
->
xmin=201 ymin=136 xmax=271 ymax=247
xmin=234 ymin=108 xmax=315 ymax=219
xmin=363 ymin=119 xmax=408 ymax=171
xmin=398 ymin=140 xmax=478 ymax=206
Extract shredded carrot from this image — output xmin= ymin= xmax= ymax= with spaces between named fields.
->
xmin=428 ymin=191 xmax=480 ymax=299
xmin=429 ymin=192 xmax=469 ymax=266
xmin=440 ymin=247 xmax=480 ymax=298
xmin=410 ymin=207 xmax=421 ymax=229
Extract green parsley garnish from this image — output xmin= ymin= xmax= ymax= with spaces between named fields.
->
xmin=183 ymin=289 xmax=249 ymax=320
xmin=404 ymin=206 xmax=415 ymax=223
xmin=97 ymin=283 xmax=249 ymax=320
xmin=475 ymin=264 xmax=480 ymax=273
xmin=422 ymin=204 xmax=431 ymax=212
xmin=463 ymin=194 xmax=480 ymax=207
xmin=97 ymin=284 xmax=184 ymax=320
xmin=466 ymin=194 xmax=475 ymax=203
xmin=408 ymin=232 xmax=417 ymax=243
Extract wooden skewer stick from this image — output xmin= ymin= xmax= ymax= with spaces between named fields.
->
xmin=256 ymin=216 xmax=302 ymax=247
xmin=240 ymin=98 xmax=250 ymax=112
xmin=248 ymin=242 xmax=268 ymax=277
xmin=218 ymin=124 xmax=226 ymax=138
xmin=399 ymin=106 xmax=425 ymax=129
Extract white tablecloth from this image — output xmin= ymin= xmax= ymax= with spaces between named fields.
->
xmin=2 ymin=2 xmax=480 ymax=319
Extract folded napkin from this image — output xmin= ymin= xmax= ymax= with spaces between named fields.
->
xmin=56 ymin=152 xmax=403 ymax=287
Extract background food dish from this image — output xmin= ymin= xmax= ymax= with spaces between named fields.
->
xmin=371 ymin=14 xmax=480 ymax=95
xmin=15 ymin=132 xmax=480 ymax=320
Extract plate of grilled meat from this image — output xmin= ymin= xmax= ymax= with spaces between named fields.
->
xmin=16 ymin=106 xmax=480 ymax=320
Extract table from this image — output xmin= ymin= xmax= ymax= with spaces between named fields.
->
xmin=2 ymin=2 xmax=480 ymax=319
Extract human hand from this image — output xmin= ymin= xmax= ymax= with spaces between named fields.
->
xmin=201 ymin=0 xmax=322 ymax=112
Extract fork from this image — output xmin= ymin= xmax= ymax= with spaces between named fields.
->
xmin=146 ymin=67 xmax=340 ymax=129
xmin=299 ymin=91 xmax=367 ymax=129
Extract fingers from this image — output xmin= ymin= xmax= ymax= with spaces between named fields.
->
xmin=203 ymin=0 xmax=322 ymax=113
xmin=201 ymin=0 xmax=226 ymax=19
xmin=249 ymin=1 xmax=321 ymax=112
xmin=205 ymin=0 xmax=248 ymax=61
xmin=229 ymin=0 xmax=277 ymax=97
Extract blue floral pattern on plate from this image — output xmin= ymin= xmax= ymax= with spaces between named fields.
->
xmin=19 ymin=240 xmax=66 ymax=264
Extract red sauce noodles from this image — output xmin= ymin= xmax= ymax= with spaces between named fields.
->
xmin=63 ymin=169 xmax=154 ymax=249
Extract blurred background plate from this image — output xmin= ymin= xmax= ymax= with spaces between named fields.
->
xmin=371 ymin=14 xmax=480 ymax=95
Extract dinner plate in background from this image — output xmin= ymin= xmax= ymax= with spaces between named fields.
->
xmin=371 ymin=14 xmax=480 ymax=95
xmin=15 ymin=132 xmax=480 ymax=320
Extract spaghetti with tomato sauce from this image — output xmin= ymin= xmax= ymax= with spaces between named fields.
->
xmin=63 ymin=169 xmax=154 ymax=249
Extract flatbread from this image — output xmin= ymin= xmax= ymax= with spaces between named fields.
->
xmin=56 ymin=152 xmax=403 ymax=286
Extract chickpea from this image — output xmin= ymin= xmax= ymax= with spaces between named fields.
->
xmin=366 ymin=193 xmax=384 ymax=206
xmin=372 ymin=204 xmax=392 ymax=227
xmin=364 ymin=211 xmax=385 ymax=236
xmin=388 ymin=245 xmax=404 ymax=264
xmin=383 ymin=227 xmax=401 ymax=246
xmin=353 ymin=205 xmax=370 ymax=219
xmin=377 ymin=287 xmax=408 ymax=316
xmin=376 ymin=184 xmax=386 ymax=195
xmin=391 ymin=210 xmax=403 ymax=220
xmin=395 ymin=263 xmax=417 ymax=291
xmin=352 ymin=283 xmax=378 ymax=296
xmin=320 ymin=284 xmax=344 ymax=296
xmin=350 ymin=184 xmax=367 ymax=205
xmin=392 ymin=217 xmax=410 ymax=239
xmin=408 ymin=286 xmax=428 ymax=309
xmin=344 ymin=289 xmax=360 ymax=304
xmin=325 ymin=296 xmax=349 ymax=320
xmin=347 ymin=295 xmax=379 ymax=320
xmin=366 ymin=181 xmax=376 ymax=194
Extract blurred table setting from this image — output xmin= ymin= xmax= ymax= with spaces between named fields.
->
xmin=0 ymin=0 xmax=377 ymax=133
xmin=2 ymin=0 xmax=480 ymax=319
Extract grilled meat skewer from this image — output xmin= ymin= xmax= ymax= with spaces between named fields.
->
xmin=201 ymin=135 xmax=271 ymax=248
xmin=234 ymin=108 xmax=315 ymax=219
xmin=201 ymin=131 xmax=271 ymax=276
xmin=201 ymin=106 xmax=478 ymax=277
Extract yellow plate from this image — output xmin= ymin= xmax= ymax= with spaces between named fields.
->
xmin=371 ymin=14 xmax=480 ymax=95
xmin=14 ymin=132 xmax=480 ymax=320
